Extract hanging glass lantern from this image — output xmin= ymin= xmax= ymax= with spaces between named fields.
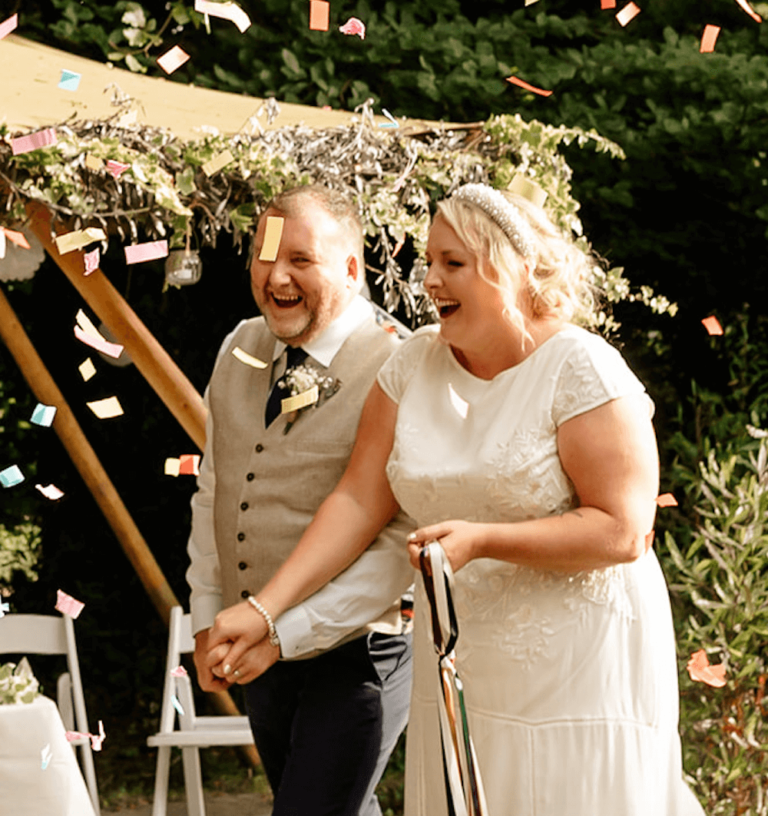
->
xmin=164 ymin=249 xmax=202 ymax=287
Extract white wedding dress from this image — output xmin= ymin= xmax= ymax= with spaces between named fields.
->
xmin=377 ymin=325 xmax=704 ymax=816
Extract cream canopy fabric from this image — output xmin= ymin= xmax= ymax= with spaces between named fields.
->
xmin=0 ymin=33 xmax=434 ymax=139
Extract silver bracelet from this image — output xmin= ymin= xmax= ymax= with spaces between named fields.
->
xmin=247 ymin=596 xmax=280 ymax=647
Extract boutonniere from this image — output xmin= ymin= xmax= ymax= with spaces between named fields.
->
xmin=279 ymin=364 xmax=342 ymax=434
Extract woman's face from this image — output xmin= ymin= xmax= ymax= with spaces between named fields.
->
xmin=424 ymin=215 xmax=511 ymax=354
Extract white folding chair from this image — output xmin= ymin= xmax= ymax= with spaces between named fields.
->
xmin=147 ymin=605 xmax=256 ymax=816
xmin=0 ymin=613 xmax=101 ymax=815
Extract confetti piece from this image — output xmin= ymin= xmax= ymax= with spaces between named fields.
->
xmin=0 ymin=13 xmax=18 ymax=40
xmin=171 ymin=666 xmax=189 ymax=677
xmin=75 ymin=310 xmax=125 ymax=359
xmin=124 ymin=240 xmax=168 ymax=265
xmin=601 ymin=0 xmax=617 ymax=8
xmin=656 ymin=493 xmax=678 ymax=507
xmin=525 ymin=0 xmax=541 ymax=5
xmin=509 ymin=174 xmax=548 ymax=207
xmin=106 ymin=160 xmax=130 ymax=179
xmin=259 ymin=216 xmax=285 ymax=262
xmin=84 ymin=154 xmax=103 ymax=171
xmin=91 ymin=720 xmax=106 ymax=751
xmin=448 ymin=383 xmax=469 ymax=419
xmin=56 ymin=589 xmax=85 ymax=619
xmin=505 ymin=75 xmax=553 ymax=97
xmin=282 ymin=386 xmax=319 ymax=413
xmin=116 ymin=110 xmax=138 ymax=127
xmin=232 ymin=346 xmax=268 ymax=368
xmin=734 ymin=0 xmax=762 ymax=22
xmin=11 ymin=128 xmax=58 ymax=156
xmin=58 ymin=69 xmax=81 ymax=92
xmin=1 ymin=228 xmax=31 ymax=249
xmin=54 ymin=227 xmax=107 ymax=255
xmin=35 ymin=483 xmax=65 ymax=501
xmin=86 ymin=396 xmax=124 ymax=419
xmin=339 ymin=16 xmax=366 ymax=38
xmin=392 ymin=236 xmax=405 ymax=258
xmin=379 ymin=108 xmax=399 ymax=128
xmin=687 ymin=649 xmax=727 ymax=687
xmin=164 ymin=458 xmax=181 ymax=476
xmin=0 ymin=602 xmax=10 ymax=617
xmin=202 ymin=149 xmax=235 ymax=177
xmin=178 ymin=454 xmax=201 ymax=476
xmin=79 ymin=358 xmax=97 ymax=382
xmin=30 ymin=403 xmax=57 ymax=427
xmin=702 ymin=315 xmax=723 ymax=336
xmin=700 ymin=25 xmax=721 ymax=52
xmin=309 ymin=0 xmax=330 ymax=31
xmin=644 ymin=530 xmax=655 ymax=550
xmin=84 ymin=247 xmax=100 ymax=275
xmin=0 ymin=465 xmax=24 ymax=488
xmin=171 ymin=695 xmax=185 ymax=716
xmin=41 ymin=744 xmax=53 ymax=770
xmin=616 ymin=2 xmax=641 ymax=26
xmin=157 ymin=45 xmax=190 ymax=75
xmin=194 ymin=0 xmax=252 ymax=32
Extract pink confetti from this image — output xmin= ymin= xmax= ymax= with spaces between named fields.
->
xmin=171 ymin=666 xmax=189 ymax=677
xmin=0 ymin=13 xmax=18 ymax=40
xmin=157 ymin=45 xmax=191 ymax=75
xmin=84 ymin=248 xmax=100 ymax=276
xmin=734 ymin=0 xmax=762 ymax=22
xmin=655 ymin=493 xmax=678 ymax=507
xmin=56 ymin=589 xmax=85 ymax=619
xmin=124 ymin=240 xmax=169 ymax=265
xmin=309 ymin=0 xmax=330 ymax=31
xmin=601 ymin=0 xmax=617 ymax=7
xmin=339 ymin=17 xmax=366 ymax=39
xmin=700 ymin=25 xmax=721 ymax=53
xmin=11 ymin=128 xmax=58 ymax=156
xmin=35 ymin=483 xmax=65 ymax=501
xmin=702 ymin=315 xmax=724 ymax=336
xmin=1 ymin=227 xmax=31 ymax=249
xmin=106 ymin=160 xmax=130 ymax=179
xmin=66 ymin=720 xmax=106 ymax=751
xmin=616 ymin=1 xmax=641 ymax=26
xmin=506 ymin=75 xmax=553 ymax=97
xmin=178 ymin=454 xmax=201 ymax=476
xmin=687 ymin=650 xmax=727 ymax=687
xmin=74 ymin=325 xmax=124 ymax=359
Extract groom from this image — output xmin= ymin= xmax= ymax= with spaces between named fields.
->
xmin=186 ymin=184 xmax=413 ymax=815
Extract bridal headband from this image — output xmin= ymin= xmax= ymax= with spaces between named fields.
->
xmin=450 ymin=183 xmax=537 ymax=261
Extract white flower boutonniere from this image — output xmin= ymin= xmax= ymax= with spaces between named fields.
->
xmin=279 ymin=364 xmax=341 ymax=434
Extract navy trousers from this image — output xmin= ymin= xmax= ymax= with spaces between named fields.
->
xmin=244 ymin=631 xmax=413 ymax=816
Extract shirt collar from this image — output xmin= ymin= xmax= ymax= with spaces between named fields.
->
xmin=271 ymin=295 xmax=373 ymax=367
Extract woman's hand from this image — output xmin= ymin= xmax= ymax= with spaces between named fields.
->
xmin=206 ymin=600 xmax=269 ymax=678
xmin=212 ymin=639 xmax=281 ymax=685
xmin=407 ymin=520 xmax=488 ymax=572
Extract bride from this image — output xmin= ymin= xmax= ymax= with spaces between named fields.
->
xmin=206 ymin=183 xmax=705 ymax=815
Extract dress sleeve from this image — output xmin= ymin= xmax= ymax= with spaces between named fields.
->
xmin=551 ymin=332 xmax=652 ymax=427
xmin=377 ymin=327 xmax=435 ymax=404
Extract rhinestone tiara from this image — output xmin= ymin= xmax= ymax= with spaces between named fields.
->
xmin=450 ymin=183 xmax=537 ymax=261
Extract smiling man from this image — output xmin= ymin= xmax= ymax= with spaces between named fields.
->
xmin=185 ymin=185 xmax=414 ymax=815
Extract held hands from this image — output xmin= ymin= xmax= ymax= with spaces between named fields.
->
xmin=407 ymin=519 xmax=487 ymax=572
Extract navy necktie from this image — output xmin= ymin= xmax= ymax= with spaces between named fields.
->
xmin=265 ymin=346 xmax=308 ymax=427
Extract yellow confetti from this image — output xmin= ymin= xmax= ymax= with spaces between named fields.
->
xmin=202 ymin=149 xmax=235 ymax=177
xmin=232 ymin=346 xmax=268 ymax=368
xmin=259 ymin=216 xmax=285 ymax=262
xmin=282 ymin=386 xmax=318 ymax=414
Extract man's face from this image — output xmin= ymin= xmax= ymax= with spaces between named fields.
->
xmin=250 ymin=200 xmax=359 ymax=346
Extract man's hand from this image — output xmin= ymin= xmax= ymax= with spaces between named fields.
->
xmin=193 ymin=629 xmax=234 ymax=692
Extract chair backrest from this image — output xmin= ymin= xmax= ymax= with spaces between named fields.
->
xmin=157 ymin=606 xmax=197 ymax=734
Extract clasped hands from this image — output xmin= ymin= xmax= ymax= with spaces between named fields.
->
xmin=193 ymin=602 xmax=279 ymax=692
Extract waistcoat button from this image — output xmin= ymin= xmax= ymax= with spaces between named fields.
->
xmin=241 ymin=590 xmax=249 ymax=599
xmin=238 ymin=561 xmax=247 ymax=571
xmin=240 ymin=502 xmax=248 ymax=511
xmin=255 ymin=444 xmax=264 ymax=453
xmin=246 ymin=472 xmax=255 ymax=481
xmin=237 ymin=532 xmax=245 ymax=541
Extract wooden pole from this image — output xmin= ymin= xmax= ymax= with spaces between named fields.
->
xmin=25 ymin=200 xmax=206 ymax=451
xmin=0 ymin=285 xmax=259 ymax=766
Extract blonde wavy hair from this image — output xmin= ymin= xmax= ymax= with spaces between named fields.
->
xmin=436 ymin=188 xmax=599 ymax=338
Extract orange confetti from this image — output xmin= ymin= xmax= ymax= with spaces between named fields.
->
xmin=734 ymin=0 xmax=762 ymax=22
xmin=700 ymin=25 xmax=721 ymax=53
xmin=702 ymin=315 xmax=724 ymax=336
xmin=616 ymin=1 xmax=641 ymax=26
xmin=644 ymin=530 xmax=655 ymax=551
xmin=309 ymin=0 xmax=330 ymax=31
xmin=1 ymin=227 xmax=31 ymax=249
xmin=601 ymin=0 xmax=617 ymax=8
xmin=656 ymin=493 xmax=678 ymax=507
xmin=505 ymin=75 xmax=553 ymax=97
xmin=687 ymin=650 xmax=727 ymax=687
xmin=178 ymin=454 xmax=201 ymax=476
